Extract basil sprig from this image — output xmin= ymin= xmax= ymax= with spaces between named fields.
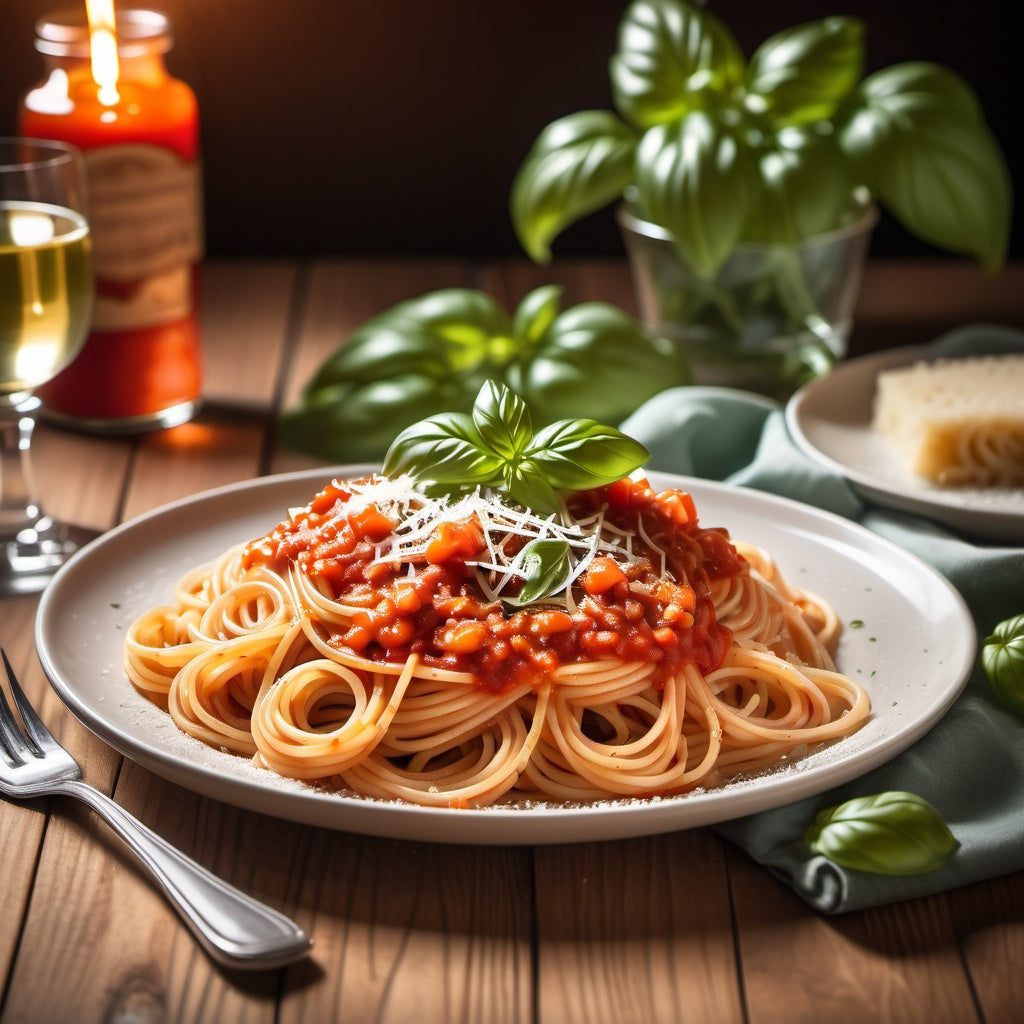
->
xmin=279 ymin=285 xmax=690 ymax=464
xmin=511 ymin=0 xmax=1011 ymax=275
xmin=981 ymin=613 xmax=1024 ymax=719
xmin=805 ymin=792 xmax=959 ymax=876
xmin=383 ymin=381 xmax=649 ymax=515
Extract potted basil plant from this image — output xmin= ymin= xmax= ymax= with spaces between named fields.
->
xmin=511 ymin=0 xmax=1012 ymax=398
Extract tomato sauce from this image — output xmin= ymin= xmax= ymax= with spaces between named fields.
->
xmin=242 ymin=477 xmax=747 ymax=694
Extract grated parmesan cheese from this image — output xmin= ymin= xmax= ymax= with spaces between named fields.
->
xmin=342 ymin=474 xmax=662 ymax=607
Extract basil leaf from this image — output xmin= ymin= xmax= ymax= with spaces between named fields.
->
xmin=982 ymin=613 xmax=1024 ymax=719
xmin=502 ymin=459 xmax=561 ymax=515
xmin=634 ymin=112 xmax=756 ymax=277
xmin=279 ymin=375 xmax=478 ymax=464
xmin=383 ymin=411 xmax=502 ymax=486
xmin=283 ymin=290 xmax=688 ymax=465
xmin=611 ymin=0 xmax=744 ymax=128
xmin=309 ymin=289 xmax=512 ymax=389
xmin=472 ymin=380 xmax=533 ymax=461
xmin=303 ymin=324 xmax=449 ymax=389
xmin=510 ymin=110 xmax=638 ymax=263
xmin=527 ymin=419 xmax=649 ymax=490
xmin=838 ymin=63 xmax=1011 ymax=271
xmin=745 ymin=129 xmax=856 ymax=243
xmin=841 ymin=60 xmax=985 ymax=122
xmin=506 ymin=539 xmax=572 ymax=607
xmin=509 ymin=301 xmax=691 ymax=425
xmin=805 ymin=792 xmax=959 ymax=875
xmin=512 ymin=284 xmax=564 ymax=347
xmin=746 ymin=17 xmax=863 ymax=127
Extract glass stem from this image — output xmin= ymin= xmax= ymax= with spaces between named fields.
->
xmin=0 ymin=394 xmax=45 ymax=537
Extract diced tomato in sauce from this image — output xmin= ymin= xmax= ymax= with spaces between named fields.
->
xmin=242 ymin=477 xmax=747 ymax=694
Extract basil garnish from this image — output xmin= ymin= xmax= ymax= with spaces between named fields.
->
xmin=384 ymin=381 xmax=649 ymax=515
xmin=507 ymin=539 xmax=573 ymax=608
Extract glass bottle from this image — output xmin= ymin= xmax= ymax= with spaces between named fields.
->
xmin=19 ymin=8 xmax=203 ymax=433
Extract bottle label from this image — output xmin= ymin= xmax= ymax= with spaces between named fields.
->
xmin=84 ymin=142 xmax=203 ymax=329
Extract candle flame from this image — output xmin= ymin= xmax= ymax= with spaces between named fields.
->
xmin=85 ymin=0 xmax=120 ymax=106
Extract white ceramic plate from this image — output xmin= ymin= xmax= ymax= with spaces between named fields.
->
xmin=36 ymin=468 xmax=975 ymax=845
xmin=786 ymin=345 xmax=1024 ymax=541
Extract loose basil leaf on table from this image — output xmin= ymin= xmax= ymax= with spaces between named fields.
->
xmin=805 ymin=791 xmax=959 ymax=876
xmin=506 ymin=299 xmax=691 ymax=426
xmin=281 ymin=286 xmax=689 ymax=463
xmin=981 ymin=613 xmax=1024 ymax=719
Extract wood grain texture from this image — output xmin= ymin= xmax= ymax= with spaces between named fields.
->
xmin=535 ymin=831 xmax=743 ymax=1024
xmin=949 ymin=873 xmax=1024 ymax=1024
xmin=728 ymin=845 xmax=980 ymax=1024
xmin=279 ymin=834 xmax=532 ymax=1024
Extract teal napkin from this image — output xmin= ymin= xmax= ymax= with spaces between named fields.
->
xmin=620 ymin=326 xmax=1024 ymax=913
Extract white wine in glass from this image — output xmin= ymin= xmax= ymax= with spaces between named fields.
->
xmin=0 ymin=138 xmax=94 ymax=593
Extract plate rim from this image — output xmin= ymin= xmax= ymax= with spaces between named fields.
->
xmin=35 ymin=466 xmax=977 ymax=844
xmin=785 ymin=345 xmax=1024 ymax=539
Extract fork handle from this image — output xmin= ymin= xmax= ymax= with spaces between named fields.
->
xmin=58 ymin=778 xmax=311 ymax=970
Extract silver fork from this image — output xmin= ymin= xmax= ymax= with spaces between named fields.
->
xmin=0 ymin=649 xmax=311 ymax=971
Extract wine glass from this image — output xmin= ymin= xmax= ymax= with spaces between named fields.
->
xmin=0 ymin=137 xmax=94 ymax=594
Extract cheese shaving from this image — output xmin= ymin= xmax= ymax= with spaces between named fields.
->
xmin=340 ymin=474 xmax=664 ymax=607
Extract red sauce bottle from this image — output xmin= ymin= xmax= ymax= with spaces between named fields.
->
xmin=19 ymin=8 xmax=203 ymax=433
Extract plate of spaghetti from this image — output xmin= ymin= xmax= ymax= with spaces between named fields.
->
xmin=35 ymin=387 xmax=974 ymax=844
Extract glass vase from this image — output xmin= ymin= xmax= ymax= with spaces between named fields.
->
xmin=618 ymin=203 xmax=877 ymax=401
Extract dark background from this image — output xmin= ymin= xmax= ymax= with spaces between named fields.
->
xmin=1 ymin=0 xmax=1020 ymax=264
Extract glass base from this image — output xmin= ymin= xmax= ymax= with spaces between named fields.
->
xmin=39 ymin=398 xmax=200 ymax=436
xmin=0 ymin=518 xmax=99 ymax=596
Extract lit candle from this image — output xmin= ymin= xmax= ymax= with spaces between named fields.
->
xmin=19 ymin=4 xmax=203 ymax=432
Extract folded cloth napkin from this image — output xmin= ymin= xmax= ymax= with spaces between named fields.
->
xmin=620 ymin=324 xmax=1024 ymax=913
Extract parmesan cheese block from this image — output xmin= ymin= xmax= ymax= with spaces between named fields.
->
xmin=872 ymin=354 xmax=1024 ymax=487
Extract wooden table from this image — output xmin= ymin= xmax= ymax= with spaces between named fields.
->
xmin=2 ymin=257 xmax=1022 ymax=1023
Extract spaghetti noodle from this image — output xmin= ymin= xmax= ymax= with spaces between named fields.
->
xmin=124 ymin=472 xmax=870 ymax=808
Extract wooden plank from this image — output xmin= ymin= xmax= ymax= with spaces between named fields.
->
xmin=279 ymin=833 xmax=532 ymax=1024
xmin=199 ymin=260 xmax=300 ymax=410
xmin=856 ymin=260 xmax=1024 ymax=327
xmin=727 ymin=846 xmax=980 ymax=1024
xmin=949 ymin=872 xmax=1024 ymax=1024
xmin=535 ymin=830 xmax=743 ymax=1024
xmin=32 ymin=427 xmax=131 ymax=534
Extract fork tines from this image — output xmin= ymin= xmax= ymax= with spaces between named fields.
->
xmin=0 ymin=648 xmax=50 ymax=762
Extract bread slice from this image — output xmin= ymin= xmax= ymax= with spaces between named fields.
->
xmin=872 ymin=355 xmax=1024 ymax=487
